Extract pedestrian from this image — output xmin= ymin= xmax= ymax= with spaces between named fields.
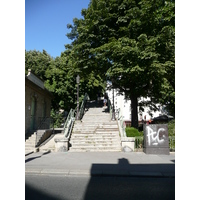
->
xmin=103 ymin=98 xmax=107 ymax=106
xmin=103 ymin=93 xmax=107 ymax=106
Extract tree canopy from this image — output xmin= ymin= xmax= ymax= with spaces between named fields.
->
xmin=67 ymin=0 xmax=175 ymax=127
xmin=25 ymin=0 xmax=175 ymax=129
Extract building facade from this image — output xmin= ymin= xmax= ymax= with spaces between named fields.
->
xmin=106 ymin=82 xmax=164 ymax=126
xmin=25 ymin=69 xmax=53 ymax=135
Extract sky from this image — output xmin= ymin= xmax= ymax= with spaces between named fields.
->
xmin=25 ymin=0 xmax=91 ymax=58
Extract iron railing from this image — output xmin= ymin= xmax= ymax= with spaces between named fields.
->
xmin=134 ymin=136 xmax=144 ymax=151
xmin=79 ymin=93 xmax=90 ymax=120
xmin=116 ymin=108 xmax=127 ymax=137
xmin=107 ymin=95 xmax=126 ymax=137
xmin=63 ymin=108 xmax=76 ymax=138
xmin=63 ymin=93 xmax=89 ymax=139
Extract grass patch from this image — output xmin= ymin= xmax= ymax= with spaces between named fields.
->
xmin=125 ymin=127 xmax=143 ymax=137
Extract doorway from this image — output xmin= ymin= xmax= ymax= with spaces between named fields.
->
xmin=30 ymin=97 xmax=36 ymax=130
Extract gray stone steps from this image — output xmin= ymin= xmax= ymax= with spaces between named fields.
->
xmin=25 ymin=143 xmax=35 ymax=147
xmin=72 ymin=141 xmax=119 ymax=147
xmin=25 ymin=140 xmax=35 ymax=144
xmin=72 ymin=133 xmax=119 ymax=137
xmin=68 ymin=102 xmax=121 ymax=152
xmin=69 ymin=147 xmax=121 ymax=152
xmin=70 ymin=142 xmax=121 ymax=146
xmin=25 ymin=133 xmax=36 ymax=152
xmin=71 ymin=137 xmax=120 ymax=142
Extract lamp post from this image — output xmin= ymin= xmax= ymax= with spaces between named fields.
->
xmin=111 ymin=84 xmax=116 ymax=121
xmin=76 ymin=75 xmax=80 ymax=120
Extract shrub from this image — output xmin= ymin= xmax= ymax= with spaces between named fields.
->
xmin=125 ymin=127 xmax=143 ymax=137
xmin=168 ymin=120 xmax=175 ymax=136
xmin=50 ymin=109 xmax=64 ymax=128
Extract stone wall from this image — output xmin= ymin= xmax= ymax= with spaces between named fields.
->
xmin=25 ymin=77 xmax=52 ymax=134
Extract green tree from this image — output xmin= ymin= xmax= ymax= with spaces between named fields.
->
xmin=44 ymin=50 xmax=77 ymax=111
xmin=25 ymin=49 xmax=53 ymax=80
xmin=25 ymin=49 xmax=77 ymax=112
xmin=67 ymin=0 xmax=175 ymax=128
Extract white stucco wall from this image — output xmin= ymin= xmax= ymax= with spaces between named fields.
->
xmin=106 ymin=82 xmax=163 ymax=122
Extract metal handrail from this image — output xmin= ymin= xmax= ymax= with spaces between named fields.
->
xmin=79 ymin=93 xmax=90 ymax=120
xmin=116 ymin=108 xmax=127 ymax=137
xmin=107 ymin=98 xmax=112 ymax=118
xmin=107 ymin=95 xmax=126 ymax=137
xmin=63 ymin=93 xmax=89 ymax=139
xmin=63 ymin=108 xmax=76 ymax=138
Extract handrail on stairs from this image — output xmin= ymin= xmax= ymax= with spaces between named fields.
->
xmin=63 ymin=93 xmax=89 ymax=139
xmin=79 ymin=93 xmax=90 ymax=120
xmin=116 ymin=108 xmax=127 ymax=137
xmin=63 ymin=108 xmax=76 ymax=138
xmin=107 ymin=95 xmax=126 ymax=137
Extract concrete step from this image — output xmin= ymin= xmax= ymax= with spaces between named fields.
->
xmin=72 ymin=130 xmax=118 ymax=134
xmin=25 ymin=141 xmax=35 ymax=146
xmin=71 ymin=134 xmax=120 ymax=138
xmin=95 ymin=130 xmax=119 ymax=133
xmin=25 ymin=139 xmax=35 ymax=144
xmin=39 ymin=147 xmax=55 ymax=152
xmin=25 ymin=147 xmax=35 ymax=151
xmin=72 ymin=130 xmax=96 ymax=133
xmin=25 ymin=135 xmax=36 ymax=142
xmin=70 ymin=142 xmax=121 ymax=146
xmin=68 ymin=103 xmax=121 ymax=152
xmin=71 ymin=138 xmax=120 ymax=143
xmin=71 ymin=138 xmax=120 ymax=142
xmin=73 ymin=126 xmax=118 ymax=129
xmin=69 ymin=147 xmax=121 ymax=152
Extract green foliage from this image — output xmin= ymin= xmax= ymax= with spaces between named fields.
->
xmin=67 ymin=0 xmax=175 ymax=127
xmin=25 ymin=0 xmax=175 ymax=125
xmin=168 ymin=120 xmax=175 ymax=136
xmin=25 ymin=50 xmax=53 ymax=80
xmin=125 ymin=127 xmax=143 ymax=137
xmin=44 ymin=51 xmax=77 ymax=110
xmin=50 ymin=109 xmax=64 ymax=128
xmin=25 ymin=49 xmax=77 ymax=111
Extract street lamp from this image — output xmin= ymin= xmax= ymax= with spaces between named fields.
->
xmin=76 ymin=75 xmax=80 ymax=120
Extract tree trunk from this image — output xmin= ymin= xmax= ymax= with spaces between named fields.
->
xmin=130 ymin=94 xmax=138 ymax=129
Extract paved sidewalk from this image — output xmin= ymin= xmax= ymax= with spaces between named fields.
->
xmin=25 ymin=151 xmax=175 ymax=178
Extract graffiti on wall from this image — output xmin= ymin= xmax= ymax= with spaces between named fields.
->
xmin=145 ymin=125 xmax=168 ymax=146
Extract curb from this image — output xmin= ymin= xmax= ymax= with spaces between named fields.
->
xmin=25 ymin=169 xmax=175 ymax=178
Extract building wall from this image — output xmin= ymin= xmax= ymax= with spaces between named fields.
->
xmin=106 ymin=85 xmax=163 ymax=123
xmin=25 ymin=78 xmax=52 ymax=134
xmin=107 ymin=88 xmax=131 ymax=121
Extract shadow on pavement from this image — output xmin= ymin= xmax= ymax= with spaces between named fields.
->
xmin=89 ymin=158 xmax=175 ymax=177
xmin=25 ymin=183 xmax=64 ymax=200
xmin=25 ymin=157 xmax=175 ymax=200
xmin=84 ymin=158 xmax=175 ymax=200
xmin=25 ymin=151 xmax=51 ymax=163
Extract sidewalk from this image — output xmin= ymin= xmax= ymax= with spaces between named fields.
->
xmin=25 ymin=151 xmax=175 ymax=178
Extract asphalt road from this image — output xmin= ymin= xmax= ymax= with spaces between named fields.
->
xmin=25 ymin=174 xmax=175 ymax=200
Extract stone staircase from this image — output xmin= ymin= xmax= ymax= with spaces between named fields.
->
xmin=25 ymin=132 xmax=37 ymax=153
xmin=69 ymin=100 xmax=122 ymax=152
xmin=25 ymin=130 xmax=53 ymax=153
